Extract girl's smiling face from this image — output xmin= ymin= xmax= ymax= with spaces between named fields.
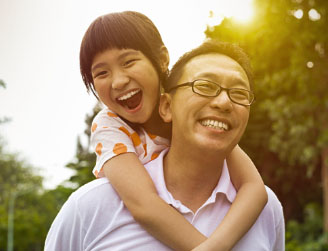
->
xmin=92 ymin=48 xmax=161 ymax=124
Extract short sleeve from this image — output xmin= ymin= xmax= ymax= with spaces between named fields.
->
xmin=90 ymin=108 xmax=139 ymax=178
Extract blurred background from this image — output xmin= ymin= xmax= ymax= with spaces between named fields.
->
xmin=1 ymin=0 xmax=327 ymax=250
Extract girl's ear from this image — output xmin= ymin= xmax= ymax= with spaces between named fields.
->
xmin=159 ymin=93 xmax=172 ymax=123
xmin=159 ymin=46 xmax=170 ymax=72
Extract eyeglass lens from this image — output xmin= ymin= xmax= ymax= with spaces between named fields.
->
xmin=193 ymin=80 xmax=253 ymax=105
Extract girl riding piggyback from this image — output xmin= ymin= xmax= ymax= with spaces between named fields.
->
xmin=79 ymin=11 xmax=267 ymax=251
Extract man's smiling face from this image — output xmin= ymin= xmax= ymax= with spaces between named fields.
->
xmin=167 ymin=53 xmax=251 ymax=155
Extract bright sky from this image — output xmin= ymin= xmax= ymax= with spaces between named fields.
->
xmin=0 ymin=0 xmax=254 ymax=189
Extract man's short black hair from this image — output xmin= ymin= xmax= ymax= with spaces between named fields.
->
xmin=164 ymin=39 xmax=253 ymax=92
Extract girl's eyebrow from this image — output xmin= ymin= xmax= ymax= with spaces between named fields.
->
xmin=92 ymin=62 xmax=107 ymax=72
xmin=91 ymin=50 xmax=140 ymax=72
xmin=117 ymin=50 xmax=140 ymax=60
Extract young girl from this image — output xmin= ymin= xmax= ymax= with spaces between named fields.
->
xmin=80 ymin=11 xmax=267 ymax=251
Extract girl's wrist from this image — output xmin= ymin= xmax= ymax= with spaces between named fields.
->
xmin=191 ymin=239 xmax=230 ymax=251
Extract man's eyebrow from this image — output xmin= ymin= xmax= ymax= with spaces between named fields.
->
xmin=232 ymin=78 xmax=250 ymax=89
xmin=91 ymin=50 xmax=140 ymax=73
xmin=198 ymin=72 xmax=249 ymax=89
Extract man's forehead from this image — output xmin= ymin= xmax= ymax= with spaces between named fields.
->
xmin=184 ymin=53 xmax=242 ymax=72
xmin=180 ymin=53 xmax=250 ymax=87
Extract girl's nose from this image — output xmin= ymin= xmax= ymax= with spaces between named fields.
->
xmin=112 ymin=71 xmax=129 ymax=90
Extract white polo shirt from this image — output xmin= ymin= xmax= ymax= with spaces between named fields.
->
xmin=45 ymin=149 xmax=285 ymax=251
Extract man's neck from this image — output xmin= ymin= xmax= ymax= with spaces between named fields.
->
xmin=163 ymin=145 xmax=225 ymax=213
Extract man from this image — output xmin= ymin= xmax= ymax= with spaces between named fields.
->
xmin=45 ymin=40 xmax=285 ymax=250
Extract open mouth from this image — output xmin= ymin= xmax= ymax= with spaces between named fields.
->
xmin=116 ymin=89 xmax=142 ymax=110
xmin=200 ymin=119 xmax=230 ymax=131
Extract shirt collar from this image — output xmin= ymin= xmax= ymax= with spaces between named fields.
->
xmin=145 ymin=149 xmax=237 ymax=211
xmin=207 ymin=160 xmax=236 ymax=204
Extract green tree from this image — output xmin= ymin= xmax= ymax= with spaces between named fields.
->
xmin=66 ymin=104 xmax=101 ymax=187
xmin=206 ymin=0 xmax=328 ymax=239
xmin=0 ymin=79 xmax=10 ymax=124
xmin=0 ymin=130 xmax=73 ymax=251
xmin=0 ymin=138 xmax=44 ymax=250
xmin=0 ymin=79 xmax=5 ymax=88
xmin=0 ymin=80 xmax=72 ymax=250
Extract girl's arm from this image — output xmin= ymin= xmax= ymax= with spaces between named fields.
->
xmin=104 ymin=152 xmax=207 ymax=250
xmin=192 ymin=145 xmax=268 ymax=251
xmin=91 ymin=109 xmax=206 ymax=250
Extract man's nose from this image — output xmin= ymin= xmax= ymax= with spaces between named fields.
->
xmin=209 ymin=90 xmax=233 ymax=112
xmin=111 ymin=70 xmax=129 ymax=90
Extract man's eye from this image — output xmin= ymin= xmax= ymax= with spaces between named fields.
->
xmin=196 ymin=84 xmax=216 ymax=91
xmin=230 ymin=90 xmax=249 ymax=100
xmin=201 ymin=84 xmax=214 ymax=89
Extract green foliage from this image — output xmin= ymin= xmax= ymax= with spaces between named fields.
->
xmin=286 ymin=203 xmax=328 ymax=251
xmin=0 ymin=79 xmax=87 ymax=250
xmin=207 ymin=0 xmax=328 ymax=170
xmin=66 ymin=104 xmax=101 ymax=187
xmin=0 ymin=80 xmax=10 ymax=124
xmin=0 ymin=133 xmax=72 ymax=250
xmin=0 ymin=79 xmax=5 ymax=88
xmin=0 ymin=141 xmax=42 ymax=249
xmin=206 ymin=0 xmax=327 ymax=244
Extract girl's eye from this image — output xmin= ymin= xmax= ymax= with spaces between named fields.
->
xmin=94 ymin=71 xmax=108 ymax=78
xmin=123 ymin=59 xmax=138 ymax=67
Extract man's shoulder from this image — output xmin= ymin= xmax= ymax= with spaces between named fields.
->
xmin=233 ymin=186 xmax=285 ymax=250
xmin=265 ymin=186 xmax=283 ymax=210
xmin=262 ymin=186 xmax=284 ymax=225
xmin=69 ymin=178 xmax=118 ymax=205
xmin=45 ymin=178 xmax=126 ymax=250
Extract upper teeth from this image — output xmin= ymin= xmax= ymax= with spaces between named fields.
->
xmin=118 ymin=89 xmax=140 ymax=101
xmin=200 ymin=119 xmax=229 ymax=130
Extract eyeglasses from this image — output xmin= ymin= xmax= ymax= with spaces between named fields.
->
xmin=168 ymin=79 xmax=255 ymax=106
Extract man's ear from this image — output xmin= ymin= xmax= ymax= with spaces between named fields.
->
xmin=159 ymin=93 xmax=172 ymax=123
xmin=159 ymin=46 xmax=170 ymax=72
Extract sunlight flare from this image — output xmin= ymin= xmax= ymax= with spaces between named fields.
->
xmin=208 ymin=0 xmax=254 ymax=25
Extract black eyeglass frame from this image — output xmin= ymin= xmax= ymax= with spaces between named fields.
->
xmin=167 ymin=79 xmax=255 ymax=106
